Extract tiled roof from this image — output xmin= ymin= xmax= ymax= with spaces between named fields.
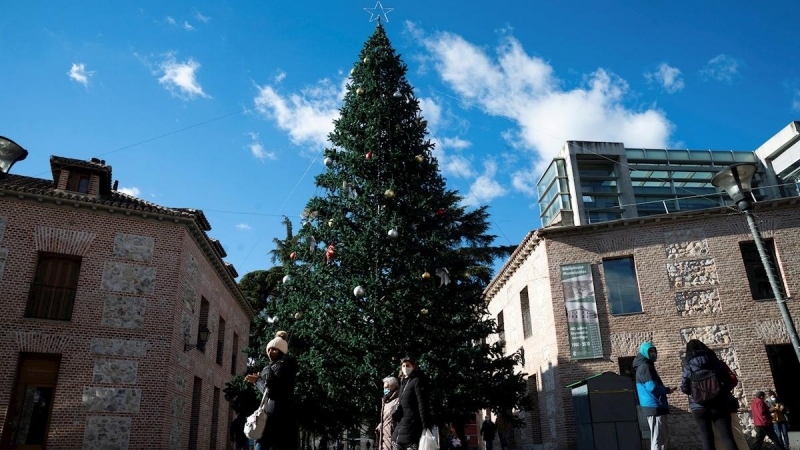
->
xmin=0 ymin=174 xmax=194 ymax=218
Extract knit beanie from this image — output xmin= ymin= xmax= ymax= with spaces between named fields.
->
xmin=266 ymin=336 xmax=289 ymax=355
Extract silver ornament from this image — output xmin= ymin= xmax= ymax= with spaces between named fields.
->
xmin=324 ymin=157 xmax=333 ymax=167
xmin=353 ymin=285 xmax=366 ymax=297
xmin=388 ymin=228 xmax=399 ymax=238
xmin=282 ymin=275 xmax=290 ymax=284
xmin=393 ymin=90 xmax=402 ymax=98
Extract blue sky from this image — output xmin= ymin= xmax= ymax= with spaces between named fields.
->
xmin=2 ymin=1 xmax=799 ymax=278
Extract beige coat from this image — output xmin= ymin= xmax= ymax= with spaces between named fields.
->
xmin=377 ymin=392 xmax=399 ymax=450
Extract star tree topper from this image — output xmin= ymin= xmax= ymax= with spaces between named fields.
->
xmin=364 ymin=1 xmax=393 ymax=22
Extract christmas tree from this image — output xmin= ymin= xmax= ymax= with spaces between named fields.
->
xmin=271 ymin=23 xmax=525 ymax=431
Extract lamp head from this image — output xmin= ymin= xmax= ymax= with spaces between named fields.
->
xmin=198 ymin=325 xmax=210 ymax=343
xmin=0 ymin=136 xmax=29 ymax=177
xmin=711 ymin=163 xmax=757 ymax=211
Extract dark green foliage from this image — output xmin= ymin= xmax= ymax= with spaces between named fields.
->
xmin=263 ymin=24 xmax=526 ymax=433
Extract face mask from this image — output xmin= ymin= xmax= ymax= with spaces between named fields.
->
xmin=771 ymin=397 xmax=777 ymax=401
xmin=384 ymin=388 xmax=390 ymax=396
xmin=402 ymin=366 xmax=413 ymax=377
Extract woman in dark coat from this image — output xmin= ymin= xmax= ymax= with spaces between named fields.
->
xmin=680 ymin=339 xmax=736 ymax=450
xmin=392 ymin=357 xmax=432 ymax=450
xmin=245 ymin=331 xmax=298 ymax=450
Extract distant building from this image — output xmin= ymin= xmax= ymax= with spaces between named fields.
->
xmin=486 ymin=122 xmax=800 ymax=450
xmin=0 ymin=154 xmax=254 ymax=449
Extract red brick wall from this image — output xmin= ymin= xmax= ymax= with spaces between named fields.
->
xmin=0 ymin=196 xmax=251 ymax=450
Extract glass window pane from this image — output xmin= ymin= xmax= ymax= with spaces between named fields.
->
xmin=603 ymin=257 xmax=643 ymax=315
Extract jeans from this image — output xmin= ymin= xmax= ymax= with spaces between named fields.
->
xmin=647 ymin=415 xmax=668 ymax=450
xmin=774 ymin=422 xmax=790 ymax=448
xmin=692 ymin=408 xmax=736 ymax=450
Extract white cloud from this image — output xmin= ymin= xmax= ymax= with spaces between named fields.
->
xmin=274 ymin=71 xmax=286 ymax=84
xmin=156 ymin=53 xmax=210 ymax=99
xmin=465 ymin=160 xmax=507 ymax=205
xmin=441 ymin=152 xmax=476 ymax=178
xmin=246 ymin=132 xmax=276 ymax=161
xmin=118 ymin=187 xmax=141 ymax=197
xmin=194 ymin=11 xmax=211 ymax=23
xmin=411 ymin=24 xmax=674 ymax=186
xmin=700 ymin=54 xmax=741 ymax=83
xmin=67 ymin=63 xmax=95 ymax=88
xmin=165 ymin=16 xmax=177 ymax=25
xmin=253 ymin=77 xmax=345 ymax=148
xmin=645 ymin=63 xmax=684 ymax=94
xmin=183 ymin=21 xmax=194 ymax=31
xmin=417 ymin=97 xmax=442 ymax=129
xmin=235 ymin=223 xmax=252 ymax=231
xmin=442 ymin=137 xmax=471 ymax=149
xmin=793 ymin=91 xmax=800 ymax=112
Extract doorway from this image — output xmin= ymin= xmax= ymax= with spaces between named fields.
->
xmin=766 ymin=344 xmax=800 ymax=431
xmin=1 ymin=354 xmax=61 ymax=449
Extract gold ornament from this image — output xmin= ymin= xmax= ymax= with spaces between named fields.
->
xmin=384 ymin=189 xmax=395 ymax=199
xmin=294 ymin=312 xmax=303 ymax=319
xmin=328 ymin=219 xmax=334 ymax=227
xmin=363 ymin=57 xmax=369 ymax=63
xmin=415 ymin=154 xmax=424 ymax=163
xmin=421 ymin=308 xmax=429 ymax=315
xmin=357 ymin=87 xmax=365 ymax=96
xmin=422 ymin=271 xmax=431 ymax=280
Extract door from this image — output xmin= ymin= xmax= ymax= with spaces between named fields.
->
xmin=766 ymin=344 xmax=800 ymax=431
xmin=2 ymin=354 xmax=61 ymax=449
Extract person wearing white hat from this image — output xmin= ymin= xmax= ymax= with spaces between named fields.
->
xmin=245 ymin=331 xmax=298 ymax=450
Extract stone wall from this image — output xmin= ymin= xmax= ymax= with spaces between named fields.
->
xmin=93 ymin=359 xmax=138 ymax=384
xmin=113 ymin=233 xmax=154 ymax=262
xmin=0 ymin=216 xmax=6 ymax=281
xmin=666 ymin=258 xmax=719 ymax=288
xmin=82 ymin=387 xmax=141 ymax=413
xmin=83 ymin=417 xmax=131 ymax=450
xmin=101 ymin=261 xmax=157 ymax=295
xmin=101 ymin=295 xmax=146 ymax=329
xmin=91 ymin=338 xmax=150 ymax=357
xmin=675 ymin=288 xmax=721 ymax=316
xmin=664 ymin=228 xmax=709 ymax=259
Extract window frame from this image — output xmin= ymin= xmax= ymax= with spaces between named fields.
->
xmin=520 ymin=287 xmax=533 ymax=339
xmin=602 ymin=256 xmax=644 ymax=316
xmin=739 ymin=238 xmax=787 ymax=301
xmin=25 ymin=252 xmax=82 ymax=321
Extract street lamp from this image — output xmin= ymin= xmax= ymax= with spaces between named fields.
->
xmin=0 ymin=136 xmax=29 ymax=178
xmin=185 ymin=324 xmax=210 ymax=352
xmin=712 ymin=163 xmax=800 ymax=362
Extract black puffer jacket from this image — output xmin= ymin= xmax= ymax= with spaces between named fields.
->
xmin=392 ymin=369 xmax=432 ymax=445
xmin=680 ymin=349 xmax=735 ymax=410
xmin=256 ymin=354 xmax=298 ymax=450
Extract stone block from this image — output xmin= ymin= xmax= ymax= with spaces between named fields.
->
xmin=83 ymin=416 xmax=131 ymax=450
xmin=170 ymin=396 xmax=185 ymax=416
xmin=0 ymin=248 xmax=7 ymax=280
xmin=82 ymin=387 xmax=141 ymax=413
xmin=170 ymin=421 xmax=183 ymax=450
xmin=754 ymin=318 xmax=800 ymax=344
xmin=101 ymin=261 xmax=156 ymax=295
xmin=175 ymin=372 xmax=187 ymax=392
xmin=101 ymin=295 xmax=146 ymax=329
xmin=610 ymin=331 xmax=654 ymax=356
xmin=113 ymin=233 xmax=154 ymax=262
xmin=187 ymin=254 xmax=199 ymax=281
xmin=666 ymin=258 xmax=719 ymax=289
xmin=93 ymin=359 xmax=138 ymax=384
xmin=675 ymin=288 xmax=721 ymax=316
xmin=90 ymin=338 xmax=150 ymax=357
xmin=679 ymin=324 xmax=732 ymax=347
xmin=181 ymin=312 xmax=192 ymax=344
xmin=0 ymin=216 xmax=6 ymax=243
xmin=664 ymin=228 xmax=709 ymax=259
xmin=182 ymin=283 xmax=196 ymax=313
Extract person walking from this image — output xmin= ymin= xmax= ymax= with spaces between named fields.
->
xmin=751 ymin=391 xmax=787 ymax=450
xmin=244 ymin=331 xmax=298 ymax=450
xmin=633 ymin=341 xmax=674 ymax=450
xmin=392 ymin=356 xmax=433 ymax=450
xmin=768 ymin=390 xmax=790 ymax=449
xmin=377 ymin=376 xmax=400 ymax=450
xmin=480 ymin=415 xmax=496 ymax=450
xmin=680 ymin=339 xmax=737 ymax=450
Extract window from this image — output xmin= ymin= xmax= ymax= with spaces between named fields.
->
xmin=1 ymin=355 xmax=61 ymax=447
xmin=216 ymin=317 xmax=226 ymax=365
xmin=603 ymin=257 xmax=643 ymax=315
xmin=497 ymin=311 xmax=505 ymax=342
xmin=188 ymin=377 xmax=203 ymax=450
xmin=210 ymin=387 xmax=221 ymax=450
xmin=520 ymin=287 xmax=532 ymax=339
xmin=740 ymin=239 xmax=786 ymax=300
xmin=26 ymin=252 xmax=81 ymax=320
xmin=66 ymin=172 xmax=91 ymax=194
xmin=198 ymin=298 xmax=209 ymax=353
xmin=618 ymin=356 xmax=635 ymax=379
xmin=231 ymin=333 xmax=239 ymax=375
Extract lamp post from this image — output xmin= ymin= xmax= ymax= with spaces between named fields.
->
xmin=0 ymin=136 xmax=29 ymax=178
xmin=712 ymin=163 xmax=800 ymax=362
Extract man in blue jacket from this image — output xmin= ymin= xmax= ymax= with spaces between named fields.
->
xmin=633 ymin=342 xmax=675 ymax=450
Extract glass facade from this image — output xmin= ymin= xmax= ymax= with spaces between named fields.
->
xmin=538 ymin=159 xmax=571 ymax=226
xmin=576 ymin=157 xmax=622 ymax=223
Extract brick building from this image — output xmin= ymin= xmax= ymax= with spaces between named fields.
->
xmin=484 ymin=122 xmax=800 ymax=450
xmin=0 ymin=154 xmax=254 ymax=449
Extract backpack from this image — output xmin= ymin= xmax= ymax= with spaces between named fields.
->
xmin=689 ymin=360 xmax=728 ymax=406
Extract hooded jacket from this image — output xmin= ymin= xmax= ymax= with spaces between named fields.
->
xmin=633 ymin=342 xmax=670 ymax=416
xmin=680 ymin=349 xmax=735 ymax=410
xmin=752 ymin=396 xmax=772 ymax=427
xmin=392 ymin=368 xmax=432 ymax=445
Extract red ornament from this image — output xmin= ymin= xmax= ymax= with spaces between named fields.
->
xmin=437 ymin=208 xmax=445 ymax=216
xmin=290 ymin=252 xmax=297 ymax=261
xmin=366 ymin=151 xmax=373 ymax=160
xmin=325 ymin=243 xmax=336 ymax=264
